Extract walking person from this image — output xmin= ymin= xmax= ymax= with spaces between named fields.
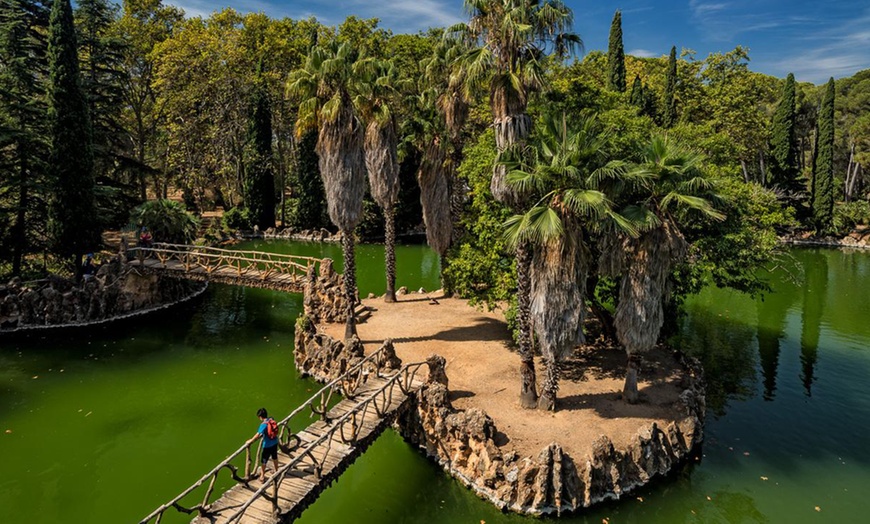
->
xmin=246 ymin=408 xmax=280 ymax=482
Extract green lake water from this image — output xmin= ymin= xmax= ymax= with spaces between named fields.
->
xmin=1 ymin=242 xmax=869 ymax=523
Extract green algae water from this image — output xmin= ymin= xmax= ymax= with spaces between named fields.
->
xmin=2 ymin=243 xmax=870 ymax=523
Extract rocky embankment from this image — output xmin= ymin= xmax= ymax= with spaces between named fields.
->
xmin=0 ymin=260 xmax=205 ymax=332
xmin=783 ymin=228 xmax=870 ymax=249
xmin=252 ymin=227 xmax=339 ymax=243
xmin=293 ymin=323 xmax=705 ymax=516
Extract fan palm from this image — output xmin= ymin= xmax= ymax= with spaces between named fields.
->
xmin=454 ymin=0 xmax=581 ymax=409
xmin=287 ymin=40 xmax=366 ymax=340
xmin=601 ymin=135 xmax=724 ymax=403
xmin=504 ymin=113 xmax=634 ymax=410
xmin=356 ymin=58 xmax=402 ymax=302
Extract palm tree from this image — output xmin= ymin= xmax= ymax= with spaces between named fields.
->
xmin=287 ymin=40 xmax=366 ymax=340
xmin=454 ymin=0 xmax=581 ymax=409
xmin=356 ymin=58 xmax=401 ymax=302
xmin=504 ymin=113 xmax=633 ymax=410
xmin=602 ymin=135 xmax=724 ymax=403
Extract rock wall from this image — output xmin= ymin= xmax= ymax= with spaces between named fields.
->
xmin=0 ymin=260 xmax=205 ymax=331
xmin=256 ymin=227 xmax=339 ymax=243
xmin=302 ymin=260 xmax=352 ymax=324
xmin=293 ymin=323 xmax=705 ymax=517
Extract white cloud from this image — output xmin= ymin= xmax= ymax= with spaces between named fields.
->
xmin=628 ymin=48 xmax=658 ymax=58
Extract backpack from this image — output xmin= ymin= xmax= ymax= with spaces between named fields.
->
xmin=265 ymin=418 xmax=278 ymax=440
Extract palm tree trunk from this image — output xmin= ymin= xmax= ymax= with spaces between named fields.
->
xmin=342 ymin=229 xmax=357 ymax=340
xmin=537 ymin=355 xmax=559 ymax=411
xmin=623 ymin=353 xmax=640 ymax=403
xmin=516 ymin=243 xmax=538 ymax=408
xmin=384 ymin=205 xmax=397 ymax=302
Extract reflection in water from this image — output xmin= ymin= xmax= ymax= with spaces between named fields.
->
xmin=678 ymin=303 xmax=757 ymax=417
xmin=756 ymin=296 xmax=787 ymax=401
xmin=799 ymin=252 xmax=828 ymax=396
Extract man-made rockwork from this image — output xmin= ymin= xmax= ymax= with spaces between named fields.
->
xmin=0 ymin=260 xmax=205 ymax=332
xmin=783 ymin=228 xmax=870 ymax=249
xmin=258 ymin=227 xmax=339 ymax=243
xmin=302 ymin=260 xmax=352 ymax=324
xmin=294 ymin=324 xmax=705 ymax=516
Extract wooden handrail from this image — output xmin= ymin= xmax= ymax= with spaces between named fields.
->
xmin=223 ymin=361 xmax=427 ymax=523
xmin=138 ymin=347 xmax=393 ymax=524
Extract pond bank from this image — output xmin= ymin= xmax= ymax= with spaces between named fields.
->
xmin=298 ymin=290 xmax=705 ymax=516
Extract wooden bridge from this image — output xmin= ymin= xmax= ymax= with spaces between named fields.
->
xmin=140 ymin=345 xmax=427 ymax=524
xmin=126 ymin=243 xmax=326 ymax=293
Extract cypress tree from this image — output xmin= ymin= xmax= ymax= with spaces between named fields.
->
xmin=244 ymin=65 xmax=276 ymax=231
xmin=291 ymin=130 xmax=329 ymax=229
xmin=46 ymin=0 xmax=100 ymax=272
xmin=607 ymin=10 xmax=626 ymax=92
xmin=769 ymin=73 xmax=798 ymax=190
xmin=642 ymin=82 xmax=658 ymax=121
xmin=663 ymin=46 xmax=677 ymax=128
xmin=812 ymin=78 xmax=835 ymax=234
xmin=629 ymin=74 xmax=643 ymax=107
xmin=0 ymin=0 xmax=49 ymax=275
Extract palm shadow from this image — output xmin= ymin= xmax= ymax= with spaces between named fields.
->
xmin=362 ymin=316 xmax=511 ymax=345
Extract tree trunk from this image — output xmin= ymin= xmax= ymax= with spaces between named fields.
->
xmin=537 ymin=356 xmax=559 ymax=411
xmin=342 ymin=229 xmax=357 ymax=340
xmin=845 ymin=142 xmax=856 ymax=202
xmin=384 ymin=205 xmax=397 ymax=303
xmin=623 ymin=353 xmax=640 ymax=403
xmin=516 ymin=243 xmax=538 ymax=408
xmin=740 ymin=159 xmax=750 ymax=183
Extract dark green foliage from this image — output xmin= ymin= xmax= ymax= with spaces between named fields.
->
xmin=75 ymin=0 xmax=126 ymax=172
xmin=46 ymin=0 xmax=100 ymax=261
xmin=131 ymin=199 xmax=198 ymax=244
xmin=289 ymin=129 xmax=330 ymax=230
xmin=0 ymin=0 xmax=49 ymax=275
xmin=442 ymin=130 xmax=514 ymax=306
xmin=222 ymin=205 xmax=252 ymax=231
xmin=769 ymin=73 xmax=798 ymax=190
xmin=813 ymin=78 xmax=835 ymax=233
xmin=607 ymin=10 xmax=625 ymax=93
xmin=244 ymin=68 xmax=276 ymax=231
xmin=663 ymin=46 xmax=677 ymax=128
xmin=629 ymin=75 xmax=643 ymax=106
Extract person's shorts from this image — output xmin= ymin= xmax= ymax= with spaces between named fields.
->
xmin=261 ymin=444 xmax=278 ymax=464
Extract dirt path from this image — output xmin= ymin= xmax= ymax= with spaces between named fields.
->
xmin=322 ymin=291 xmax=685 ymax=460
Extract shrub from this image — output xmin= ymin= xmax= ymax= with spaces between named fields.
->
xmin=833 ymin=200 xmax=870 ymax=236
xmin=131 ymin=199 xmax=199 ymax=244
xmin=223 ymin=206 xmax=252 ymax=231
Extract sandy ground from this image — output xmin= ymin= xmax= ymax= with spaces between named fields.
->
xmin=322 ymin=291 xmax=685 ymax=460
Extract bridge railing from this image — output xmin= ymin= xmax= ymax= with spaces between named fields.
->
xmin=224 ymin=360 xmax=428 ymax=523
xmin=127 ymin=242 xmax=325 ymax=282
xmin=139 ymin=345 xmax=403 ymax=524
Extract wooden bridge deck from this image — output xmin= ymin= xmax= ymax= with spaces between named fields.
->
xmin=192 ymin=374 xmax=422 ymax=524
xmin=129 ymin=257 xmax=308 ymax=293
xmin=140 ymin=346 xmax=427 ymax=524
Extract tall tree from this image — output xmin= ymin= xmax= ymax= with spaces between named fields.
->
xmin=504 ymin=113 xmax=632 ymax=410
xmin=606 ymin=10 xmax=625 ymax=93
xmin=357 ymin=58 xmax=401 ymax=302
xmin=662 ymin=45 xmax=677 ymax=128
xmin=457 ymin=0 xmax=581 ymax=409
xmin=75 ymin=0 xmax=126 ymax=173
xmin=768 ymin=73 xmax=798 ymax=191
xmin=0 ymin=0 xmax=48 ymax=275
xmin=244 ymin=63 xmax=276 ymax=231
xmin=46 ymin=0 xmax=100 ymax=273
xmin=288 ymin=40 xmax=366 ymax=340
xmin=812 ymin=78 xmax=835 ymax=234
xmin=603 ymin=136 xmax=724 ymax=403
xmin=629 ymin=74 xmax=643 ymax=107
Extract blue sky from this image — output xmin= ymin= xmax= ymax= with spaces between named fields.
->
xmin=165 ymin=0 xmax=870 ymax=84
